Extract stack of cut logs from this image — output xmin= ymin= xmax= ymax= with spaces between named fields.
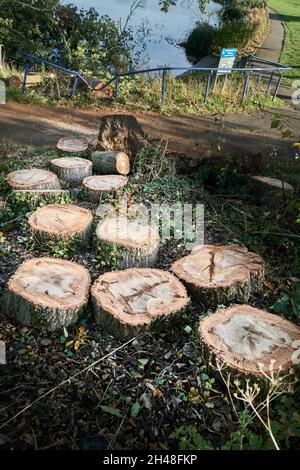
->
xmin=2 ymin=134 xmax=299 ymax=378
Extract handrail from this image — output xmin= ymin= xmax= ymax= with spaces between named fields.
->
xmin=21 ymin=52 xmax=292 ymax=104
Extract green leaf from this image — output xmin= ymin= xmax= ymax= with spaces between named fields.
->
xmin=184 ymin=325 xmax=192 ymax=334
xmin=100 ymin=406 xmax=123 ymax=418
xmin=138 ymin=358 xmax=149 ymax=369
xmin=130 ymin=402 xmax=141 ymax=418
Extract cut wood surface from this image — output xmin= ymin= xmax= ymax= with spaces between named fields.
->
xmin=57 ymin=137 xmax=88 ymax=154
xmin=82 ymin=175 xmax=128 ymax=201
xmin=251 ymin=176 xmax=294 ymax=192
xmin=2 ymin=258 xmax=91 ymax=330
xmin=51 ymin=157 xmax=92 ymax=185
xmin=199 ymin=305 xmax=300 ymax=376
xmin=28 ymin=204 xmax=93 ymax=241
xmin=171 ymin=245 xmax=265 ymax=305
xmin=92 ymin=268 xmax=189 ymax=338
xmin=91 ymin=151 xmax=130 ymax=175
xmin=96 ymin=217 xmax=160 ymax=269
xmin=7 ymin=169 xmax=61 ymax=190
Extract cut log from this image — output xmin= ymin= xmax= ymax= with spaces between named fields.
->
xmin=171 ymin=245 xmax=265 ymax=306
xmin=7 ymin=169 xmax=61 ymax=191
xmin=250 ymin=176 xmax=294 ymax=203
xmin=11 ymin=190 xmax=70 ymax=206
xmin=91 ymin=151 xmax=130 ymax=175
xmin=95 ymin=217 xmax=160 ymax=269
xmin=82 ymin=175 xmax=128 ymax=202
xmin=97 ymin=114 xmax=145 ymax=159
xmin=28 ymin=204 xmax=93 ymax=243
xmin=199 ymin=304 xmax=300 ymax=376
xmin=51 ymin=157 xmax=93 ymax=185
xmin=57 ymin=137 xmax=88 ymax=155
xmin=251 ymin=176 xmax=294 ymax=193
xmin=91 ymin=268 xmax=189 ymax=339
xmin=2 ymin=258 xmax=91 ymax=330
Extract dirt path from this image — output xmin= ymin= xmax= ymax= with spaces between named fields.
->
xmin=0 ymin=102 xmax=299 ymax=164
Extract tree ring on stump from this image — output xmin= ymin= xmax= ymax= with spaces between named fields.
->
xmin=51 ymin=157 xmax=92 ymax=185
xmin=82 ymin=175 xmax=128 ymax=201
xmin=199 ymin=304 xmax=300 ymax=376
xmin=91 ymin=268 xmax=189 ymax=338
xmin=57 ymin=137 xmax=88 ymax=154
xmin=28 ymin=204 xmax=93 ymax=241
xmin=96 ymin=217 xmax=159 ymax=268
xmin=3 ymin=257 xmax=91 ymax=330
xmin=7 ymin=169 xmax=61 ymax=191
xmin=171 ymin=245 xmax=265 ymax=305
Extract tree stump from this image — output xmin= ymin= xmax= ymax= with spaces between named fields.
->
xmin=97 ymin=114 xmax=145 ymax=159
xmin=250 ymin=176 xmax=294 ymax=202
xmin=51 ymin=157 xmax=92 ymax=185
xmin=57 ymin=137 xmax=88 ymax=155
xmin=171 ymin=245 xmax=265 ymax=306
xmin=2 ymin=258 xmax=91 ymax=330
xmin=7 ymin=169 xmax=61 ymax=191
xmin=199 ymin=304 xmax=300 ymax=376
xmin=95 ymin=217 xmax=160 ymax=269
xmin=91 ymin=268 xmax=189 ymax=339
xmin=91 ymin=151 xmax=130 ymax=175
xmin=82 ymin=175 xmax=128 ymax=202
xmin=28 ymin=204 xmax=93 ymax=243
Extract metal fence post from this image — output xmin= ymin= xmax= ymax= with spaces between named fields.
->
xmin=161 ymin=68 xmax=167 ymax=105
xmin=267 ymin=71 xmax=275 ymax=93
xmin=71 ymin=75 xmax=79 ymax=96
xmin=115 ymin=73 xmax=119 ymax=98
xmin=273 ymin=74 xmax=282 ymax=100
xmin=242 ymin=72 xmax=251 ymax=101
xmin=22 ymin=62 xmax=29 ymax=94
xmin=204 ymin=71 xmax=213 ymax=104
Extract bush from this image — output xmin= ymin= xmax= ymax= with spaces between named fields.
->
xmin=183 ymin=23 xmax=215 ymax=62
xmin=220 ymin=6 xmax=246 ymax=22
xmin=211 ymin=20 xmax=257 ymax=56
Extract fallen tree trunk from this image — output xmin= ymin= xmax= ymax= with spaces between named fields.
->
xmin=250 ymin=176 xmax=294 ymax=202
xmin=28 ymin=203 xmax=93 ymax=244
xmin=91 ymin=268 xmax=189 ymax=339
xmin=91 ymin=151 xmax=130 ymax=175
xmin=95 ymin=217 xmax=159 ymax=269
xmin=51 ymin=157 xmax=92 ymax=185
xmin=199 ymin=304 xmax=300 ymax=377
xmin=171 ymin=245 xmax=265 ymax=306
xmin=82 ymin=175 xmax=128 ymax=202
xmin=7 ymin=169 xmax=61 ymax=191
xmin=2 ymin=258 xmax=91 ymax=331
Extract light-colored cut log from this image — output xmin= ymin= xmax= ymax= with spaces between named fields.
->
xmin=57 ymin=137 xmax=88 ymax=154
xmin=7 ymin=169 xmax=61 ymax=191
xmin=91 ymin=151 xmax=130 ymax=175
xmin=95 ymin=217 xmax=159 ymax=269
xmin=251 ymin=176 xmax=294 ymax=192
xmin=199 ymin=304 xmax=300 ymax=376
xmin=28 ymin=204 xmax=93 ymax=242
xmin=2 ymin=258 xmax=91 ymax=330
xmin=92 ymin=268 xmax=189 ymax=339
xmin=82 ymin=175 xmax=128 ymax=202
xmin=171 ymin=245 xmax=264 ymax=306
xmin=51 ymin=157 xmax=92 ymax=185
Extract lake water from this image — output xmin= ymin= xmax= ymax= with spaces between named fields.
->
xmin=62 ymin=0 xmax=220 ymax=69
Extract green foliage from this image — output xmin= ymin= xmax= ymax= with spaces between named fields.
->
xmin=210 ymin=20 xmax=257 ymax=57
xmin=183 ymin=23 xmax=215 ymax=62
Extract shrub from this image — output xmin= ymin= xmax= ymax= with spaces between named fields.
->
xmin=182 ymin=23 xmax=215 ymax=63
xmin=211 ymin=20 xmax=257 ymax=56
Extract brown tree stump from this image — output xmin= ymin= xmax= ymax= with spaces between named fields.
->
xmin=95 ymin=217 xmax=160 ymax=269
xmin=91 ymin=151 xmax=130 ymax=175
xmin=57 ymin=137 xmax=88 ymax=155
xmin=2 ymin=258 xmax=91 ymax=330
xmin=7 ymin=169 xmax=61 ymax=191
xmin=28 ymin=204 xmax=93 ymax=243
xmin=97 ymin=114 xmax=145 ymax=159
xmin=199 ymin=305 xmax=300 ymax=376
xmin=82 ymin=175 xmax=128 ymax=202
xmin=171 ymin=245 xmax=265 ymax=306
xmin=91 ymin=268 xmax=189 ymax=339
xmin=51 ymin=157 xmax=92 ymax=185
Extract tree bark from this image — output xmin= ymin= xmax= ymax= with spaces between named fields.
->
xmin=7 ymin=169 xmax=61 ymax=191
xmin=51 ymin=157 xmax=92 ymax=185
xmin=82 ymin=175 xmax=128 ymax=202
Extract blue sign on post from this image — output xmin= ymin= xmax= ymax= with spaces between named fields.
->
xmin=218 ymin=48 xmax=238 ymax=74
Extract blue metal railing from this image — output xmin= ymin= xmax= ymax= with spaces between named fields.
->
xmin=22 ymin=52 xmax=292 ymax=105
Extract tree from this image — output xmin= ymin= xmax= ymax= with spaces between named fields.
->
xmin=159 ymin=0 xmax=208 ymax=13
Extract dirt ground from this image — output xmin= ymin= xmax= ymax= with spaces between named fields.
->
xmin=0 ymin=102 xmax=299 ymax=164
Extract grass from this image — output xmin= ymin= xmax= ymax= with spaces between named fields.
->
xmin=268 ymin=0 xmax=300 ymax=80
